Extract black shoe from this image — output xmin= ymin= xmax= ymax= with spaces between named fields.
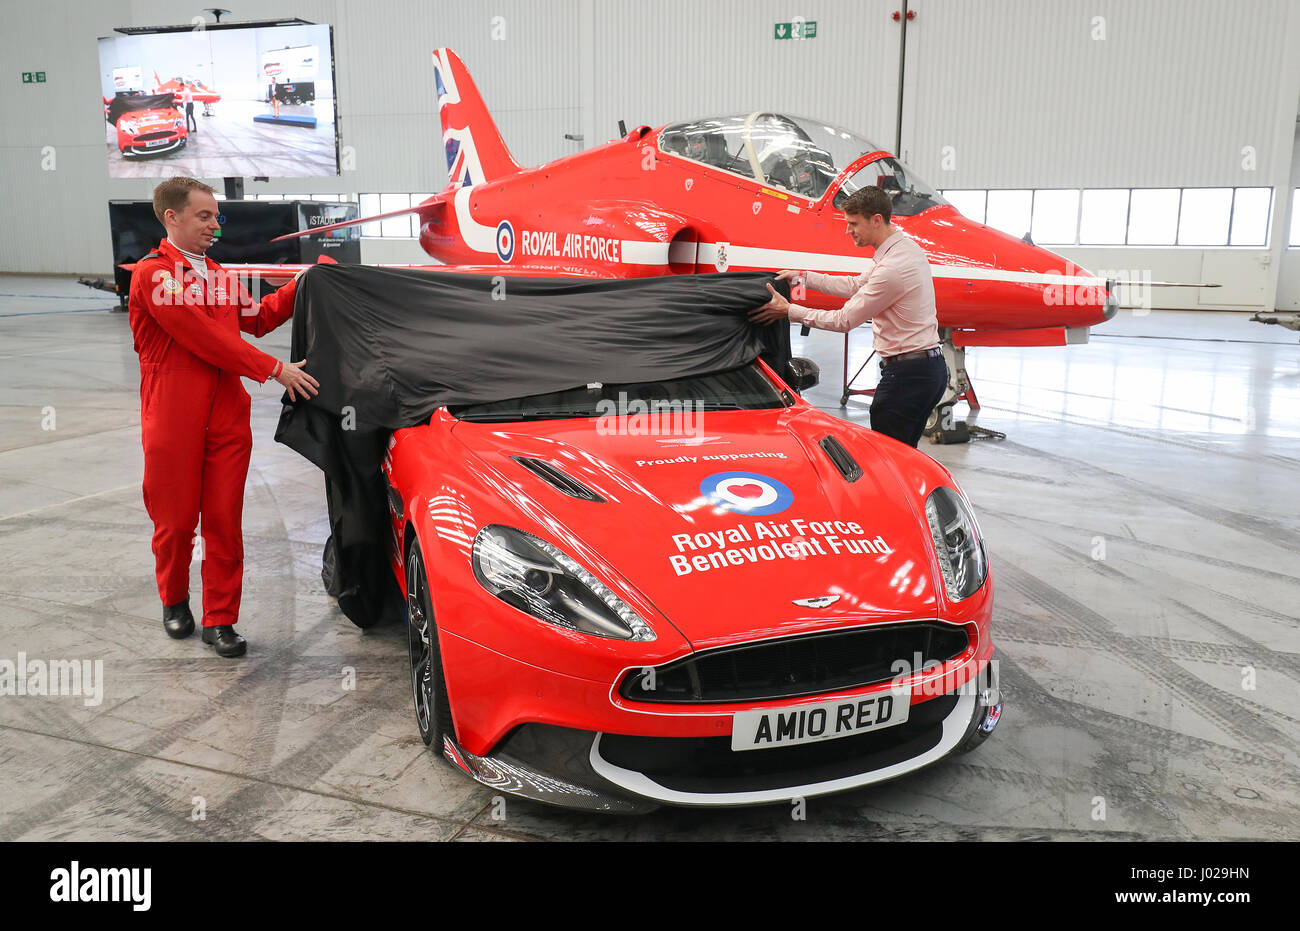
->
xmin=163 ymin=599 xmax=195 ymax=639
xmin=201 ymin=624 xmax=247 ymax=658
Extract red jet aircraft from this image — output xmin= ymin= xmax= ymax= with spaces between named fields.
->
xmin=272 ymin=49 xmax=1118 ymax=418
xmin=152 ymin=71 xmax=221 ymax=105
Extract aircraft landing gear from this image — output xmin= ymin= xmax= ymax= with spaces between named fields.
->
xmin=923 ymin=331 xmax=1005 ymax=445
xmin=838 ymin=328 xmax=1005 ymax=444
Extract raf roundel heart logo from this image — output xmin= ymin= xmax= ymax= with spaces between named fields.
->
xmin=752 ymin=201 xmax=762 ymax=214
xmin=700 ymin=472 xmax=793 ymax=516
xmin=684 ymin=178 xmax=694 ymax=191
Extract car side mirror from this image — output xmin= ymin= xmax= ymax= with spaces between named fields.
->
xmin=785 ymin=357 xmax=820 ymax=392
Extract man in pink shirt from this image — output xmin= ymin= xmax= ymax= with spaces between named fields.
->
xmin=751 ymin=186 xmax=948 ymax=447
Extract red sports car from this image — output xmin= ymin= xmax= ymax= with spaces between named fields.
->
xmin=104 ymin=92 xmax=187 ymax=158
xmin=380 ymin=357 xmax=1002 ymax=812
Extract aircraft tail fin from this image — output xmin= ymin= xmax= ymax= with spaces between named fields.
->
xmin=432 ymin=48 xmax=521 ymax=187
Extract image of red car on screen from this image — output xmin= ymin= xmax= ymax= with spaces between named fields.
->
xmin=103 ymin=92 xmax=187 ymax=157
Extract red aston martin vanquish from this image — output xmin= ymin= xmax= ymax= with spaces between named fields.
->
xmin=381 ymin=358 xmax=1002 ymax=812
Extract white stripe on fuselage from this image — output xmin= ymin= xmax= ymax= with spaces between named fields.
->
xmin=454 ymin=185 xmax=498 ymax=253
xmin=447 ymin=191 xmax=1103 ymax=287
xmin=696 ymin=242 xmax=1105 ymax=286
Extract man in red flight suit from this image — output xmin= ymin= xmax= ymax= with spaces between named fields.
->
xmin=129 ymin=177 xmax=319 ymax=658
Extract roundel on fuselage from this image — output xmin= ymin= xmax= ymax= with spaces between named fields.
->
xmin=495 ymin=220 xmax=515 ymax=262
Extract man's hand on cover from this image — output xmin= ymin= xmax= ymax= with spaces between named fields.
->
xmin=275 ymin=359 xmax=320 ymax=401
xmin=749 ymin=281 xmax=794 ymax=324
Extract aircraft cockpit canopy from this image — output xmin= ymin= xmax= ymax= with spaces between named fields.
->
xmin=658 ymin=112 xmax=947 ymax=216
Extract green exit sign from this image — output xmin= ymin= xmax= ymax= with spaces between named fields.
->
xmin=774 ymin=21 xmax=817 ymax=39
xmin=20 ymin=71 xmax=46 ymax=83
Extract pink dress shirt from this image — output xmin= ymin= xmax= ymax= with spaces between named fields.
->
xmin=786 ymin=231 xmax=940 ymax=357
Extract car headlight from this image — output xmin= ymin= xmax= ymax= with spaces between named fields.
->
xmin=472 ymin=525 xmax=655 ymax=641
xmin=924 ymin=486 xmax=987 ymax=601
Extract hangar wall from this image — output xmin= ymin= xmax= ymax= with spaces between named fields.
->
xmin=1 ymin=0 xmax=1297 ymax=311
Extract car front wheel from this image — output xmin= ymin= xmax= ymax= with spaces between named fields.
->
xmin=405 ymin=536 xmax=454 ymax=750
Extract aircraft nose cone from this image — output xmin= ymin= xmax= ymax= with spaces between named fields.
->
xmin=1103 ymin=282 xmax=1120 ymax=320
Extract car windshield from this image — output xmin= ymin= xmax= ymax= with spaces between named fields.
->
xmin=659 ymin=112 xmax=947 ymax=214
xmin=449 ymin=362 xmax=792 ymax=423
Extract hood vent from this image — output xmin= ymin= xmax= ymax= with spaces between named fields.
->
xmin=819 ymin=435 xmax=863 ymax=483
xmin=512 ymin=457 xmax=605 ymax=502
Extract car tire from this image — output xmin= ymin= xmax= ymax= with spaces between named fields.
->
xmin=405 ymin=536 xmax=455 ymax=750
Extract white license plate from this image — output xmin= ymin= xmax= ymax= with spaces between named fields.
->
xmin=731 ymin=687 xmax=911 ymax=751
xmin=144 ymin=139 xmax=168 ymax=147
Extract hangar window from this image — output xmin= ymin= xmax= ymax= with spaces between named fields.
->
xmin=1078 ymin=189 xmax=1129 ymax=245
xmin=359 ymin=193 xmax=416 ymax=238
xmin=984 ymin=190 xmax=1033 ymax=239
xmin=1229 ymin=188 xmax=1271 ymax=246
xmin=1030 ymin=189 xmax=1080 ymax=244
xmin=1126 ymin=189 xmax=1181 ymax=245
xmin=1177 ymin=188 xmax=1233 ymax=245
xmin=943 ymin=190 xmax=986 ymax=224
xmin=942 ymin=186 xmax=1273 ymax=246
xmin=379 ymin=193 xmax=412 ymax=238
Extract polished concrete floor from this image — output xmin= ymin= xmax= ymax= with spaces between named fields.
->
xmin=1 ymin=274 xmax=1297 ymax=841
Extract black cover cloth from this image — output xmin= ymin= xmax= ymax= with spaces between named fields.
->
xmin=274 ymin=265 xmax=790 ymax=628
xmin=106 ymin=92 xmax=176 ymax=125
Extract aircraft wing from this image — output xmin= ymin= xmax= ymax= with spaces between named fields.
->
xmin=271 ymin=195 xmax=449 ymax=242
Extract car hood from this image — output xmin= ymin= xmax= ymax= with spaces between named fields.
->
xmin=452 ymin=406 xmax=941 ymax=650
xmin=120 ymin=109 xmax=176 ymax=125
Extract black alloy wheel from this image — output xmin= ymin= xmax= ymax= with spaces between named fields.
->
xmin=405 ymin=537 xmax=454 ymax=750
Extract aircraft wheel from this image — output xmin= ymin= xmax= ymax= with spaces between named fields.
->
xmin=927 ymin=401 xmax=970 ymax=445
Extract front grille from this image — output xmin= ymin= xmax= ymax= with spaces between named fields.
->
xmin=135 ymin=131 xmax=177 ymax=141
xmin=619 ymin=622 xmax=970 ymax=704
xmin=598 ymin=693 xmax=959 ymax=793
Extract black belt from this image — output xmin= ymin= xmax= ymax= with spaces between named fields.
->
xmin=880 ymin=346 xmax=942 ymax=368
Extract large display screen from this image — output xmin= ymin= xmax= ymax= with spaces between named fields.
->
xmin=97 ymin=23 xmax=337 ymax=178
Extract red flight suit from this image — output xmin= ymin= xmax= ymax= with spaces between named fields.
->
xmin=128 ymin=238 xmax=299 ymax=628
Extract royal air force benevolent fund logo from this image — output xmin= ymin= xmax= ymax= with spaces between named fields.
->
xmin=700 ymin=471 xmax=793 ymax=516
xmin=495 ymin=220 xmax=515 ymax=262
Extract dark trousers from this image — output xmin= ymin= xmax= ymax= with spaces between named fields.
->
xmin=185 ymin=103 xmax=196 ymax=131
xmin=870 ymin=353 xmax=949 ymax=447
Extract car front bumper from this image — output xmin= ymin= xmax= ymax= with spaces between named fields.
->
xmin=440 ymin=670 xmax=1003 ymax=813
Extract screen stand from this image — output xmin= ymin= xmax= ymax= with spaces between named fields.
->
xmin=224 ymin=177 xmax=244 ymax=200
